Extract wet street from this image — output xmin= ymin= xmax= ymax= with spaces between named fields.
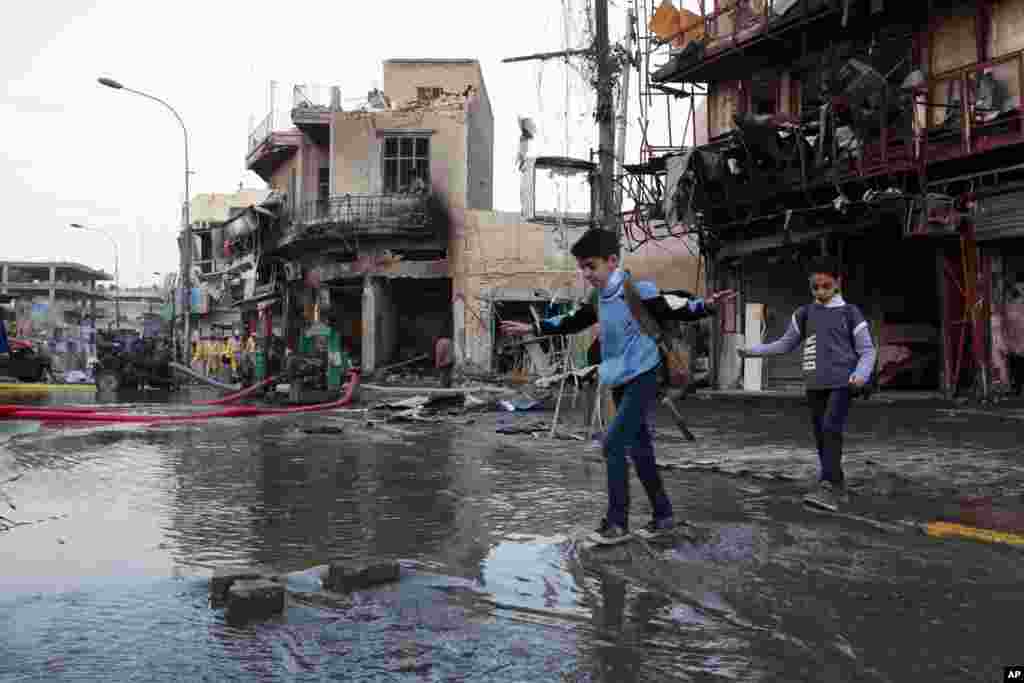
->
xmin=1 ymin=389 xmax=1022 ymax=682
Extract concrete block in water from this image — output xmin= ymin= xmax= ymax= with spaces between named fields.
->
xmin=326 ymin=560 xmax=401 ymax=592
xmin=210 ymin=566 xmax=272 ymax=604
xmin=226 ymin=579 xmax=285 ymax=621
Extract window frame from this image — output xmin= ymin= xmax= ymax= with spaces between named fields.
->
xmin=380 ymin=131 xmax=433 ymax=194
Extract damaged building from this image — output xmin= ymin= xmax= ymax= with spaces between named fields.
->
xmin=639 ymin=0 xmax=1024 ymax=398
xmin=243 ymin=59 xmax=494 ymax=373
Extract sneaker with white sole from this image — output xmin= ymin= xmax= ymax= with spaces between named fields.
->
xmin=634 ymin=516 xmax=675 ymax=540
xmin=589 ymin=518 xmax=632 ymax=546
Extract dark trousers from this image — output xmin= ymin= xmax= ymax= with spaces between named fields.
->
xmin=806 ymin=387 xmax=852 ymax=486
xmin=605 ymin=367 xmax=673 ymax=529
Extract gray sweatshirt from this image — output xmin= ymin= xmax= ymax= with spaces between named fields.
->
xmin=746 ymin=295 xmax=877 ymax=390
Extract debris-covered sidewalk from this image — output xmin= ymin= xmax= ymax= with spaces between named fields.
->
xmin=358 ymin=377 xmax=1024 ymax=547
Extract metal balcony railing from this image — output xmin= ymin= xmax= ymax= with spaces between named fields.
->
xmin=918 ymin=49 xmax=1024 ymax=165
xmin=248 ymin=111 xmax=274 ymax=155
xmin=286 ymin=194 xmax=434 ymax=237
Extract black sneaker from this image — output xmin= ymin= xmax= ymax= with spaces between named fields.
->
xmin=589 ymin=519 xmax=632 ymax=546
xmin=634 ymin=516 xmax=675 ymax=540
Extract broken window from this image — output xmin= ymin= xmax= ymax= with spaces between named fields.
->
xmin=383 ymin=135 xmax=431 ymax=194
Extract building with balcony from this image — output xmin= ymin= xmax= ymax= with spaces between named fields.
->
xmin=243 ymin=59 xmax=494 ymax=372
xmin=0 ymin=260 xmax=112 ymax=337
xmin=181 ymin=188 xmax=278 ymax=341
xmin=642 ymin=0 xmax=1024 ymax=398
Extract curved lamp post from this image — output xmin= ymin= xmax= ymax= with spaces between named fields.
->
xmin=98 ymin=76 xmax=191 ymax=359
xmin=69 ymin=223 xmax=119 ymax=328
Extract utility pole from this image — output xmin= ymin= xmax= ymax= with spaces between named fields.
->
xmin=613 ymin=7 xmax=634 ymax=230
xmin=502 ymin=0 xmax=620 ymax=235
xmin=595 ymin=0 xmax=616 ymax=234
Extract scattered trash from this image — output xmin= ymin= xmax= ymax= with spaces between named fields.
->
xmin=63 ymin=370 xmax=93 ymax=384
xmin=498 ymin=398 xmax=544 ymax=412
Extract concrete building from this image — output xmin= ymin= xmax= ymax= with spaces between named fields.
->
xmin=244 ymin=59 xmax=494 ymax=372
xmin=182 ymin=189 xmax=273 ymax=340
xmin=95 ymin=285 xmax=165 ymax=334
xmin=237 ymin=56 xmax=706 ymax=376
xmin=0 ymin=260 xmax=112 ymax=337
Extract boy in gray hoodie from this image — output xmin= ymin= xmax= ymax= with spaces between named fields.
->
xmin=738 ymin=257 xmax=877 ymax=510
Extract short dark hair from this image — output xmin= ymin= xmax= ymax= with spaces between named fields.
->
xmin=807 ymin=257 xmax=841 ymax=280
xmin=571 ymin=228 xmax=619 ymax=260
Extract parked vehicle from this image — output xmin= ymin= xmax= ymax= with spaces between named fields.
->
xmin=0 ymin=339 xmax=55 ymax=383
xmin=92 ymin=331 xmax=179 ymax=392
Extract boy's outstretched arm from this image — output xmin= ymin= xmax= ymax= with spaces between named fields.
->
xmin=537 ymin=303 xmax=598 ymax=336
xmin=739 ymin=313 xmax=802 ymax=357
xmin=641 ymin=287 xmax=737 ymax=323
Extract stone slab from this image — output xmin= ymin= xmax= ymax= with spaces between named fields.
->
xmin=210 ymin=566 xmax=276 ymax=604
xmin=225 ymin=579 xmax=285 ymax=622
xmin=326 ymin=560 xmax=401 ymax=593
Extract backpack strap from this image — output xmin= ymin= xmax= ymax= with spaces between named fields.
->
xmin=622 ymin=276 xmax=665 ymax=342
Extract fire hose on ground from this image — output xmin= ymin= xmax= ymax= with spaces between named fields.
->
xmin=0 ymin=371 xmax=361 ymax=425
xmin=168 ymin=362 xmax=240 ymax=392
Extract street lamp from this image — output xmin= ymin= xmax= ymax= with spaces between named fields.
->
xmin=70 ymin=223 xmax=119 ymax=329
xmin=98 ymin=76 xmax=191 ymax=360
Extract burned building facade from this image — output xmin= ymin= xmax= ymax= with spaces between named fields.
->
xmin=243 ymin=59 xmax=494 ymax=374
xmin=640 ymin=0 xmax=1024 ymax=398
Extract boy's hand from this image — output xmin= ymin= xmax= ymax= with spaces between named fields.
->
xmin=499 ymin=321 xmax=533 ymax=337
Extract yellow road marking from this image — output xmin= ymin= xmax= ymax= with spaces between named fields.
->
xmin=0 ymin=383 xmax=95 ymax=392
xmin=925 ymin=521 xmax=1024 ymax=548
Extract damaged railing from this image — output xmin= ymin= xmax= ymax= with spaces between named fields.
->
xmin=919 ymin=49 xmax=1024 ymax=165
xmin=248 ymin=111 xmax=274 ymax=155
xmin=286 ymin=194 xmax=433 ymax=237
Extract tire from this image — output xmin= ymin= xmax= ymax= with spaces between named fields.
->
xmin=95 ymin=370 xmax=121 ymax=393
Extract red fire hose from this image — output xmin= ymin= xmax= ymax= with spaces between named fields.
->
xmin=0 ymin=371 xmax=361 ymax=425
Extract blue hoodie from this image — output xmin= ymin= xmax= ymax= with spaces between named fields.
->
xmin=593 ymin=269 xmax=662 ymax=387
xmin=540 ymin=269 xmax=674 ymax=387
xmin=538 ymin=269 xmax=715 ymax=387
xmin=0 ymin=319 xmax=8 ymax=355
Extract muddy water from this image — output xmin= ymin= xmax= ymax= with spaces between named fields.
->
xmin=0 ymin=395 xmax=1020 ymax=681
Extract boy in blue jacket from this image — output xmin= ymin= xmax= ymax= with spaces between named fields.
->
xmin=501 ymin=229 xmax=733 ymax=544
xmin=738 ymin=257 xmax=877 ymax=510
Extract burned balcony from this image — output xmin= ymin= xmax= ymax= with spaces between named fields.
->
xmin=919 ymin=49 xmax=1024 ymax=169
xmin=246 ymin=112 xmax=302 ymax=182
xmin=652 ymin=0 xmax=844 ymax=85
xmin=289 ymin=84 xmax=339 ymax=146
xmin=276 ymin=193 xmax=447 ymax=253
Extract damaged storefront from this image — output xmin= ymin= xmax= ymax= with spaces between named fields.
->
xmin=977 ymin=192 xmax=1024 ymax=396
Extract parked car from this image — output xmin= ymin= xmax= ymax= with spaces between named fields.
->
xmin=0 ymin=339 xmax=54 ymax=383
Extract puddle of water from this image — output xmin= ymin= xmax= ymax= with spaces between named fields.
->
xmin=1 ymin=398 xmax=1023 ymax=681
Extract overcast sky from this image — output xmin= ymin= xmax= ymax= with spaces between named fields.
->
xmin=1 ymin=0 xmax=697 ymax=287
